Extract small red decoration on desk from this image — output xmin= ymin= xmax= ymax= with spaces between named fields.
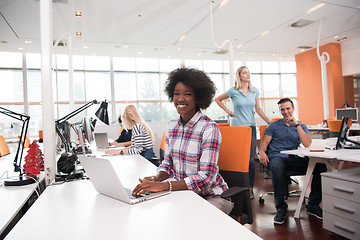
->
xmin=23 ymin=141 xmax=44 ymax=176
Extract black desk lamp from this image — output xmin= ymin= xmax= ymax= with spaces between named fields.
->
xmin=55 ymin=99 xmax=109 ymax=153
xmin=0 ymin=107 xmax=34 ymax=186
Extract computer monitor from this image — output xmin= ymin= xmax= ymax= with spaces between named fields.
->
xmin=81 ymin=117 xmax=95 ymax=144
xmin=335 ymin=117 xmax=360 ymax=149
xmin=336 ymin=108 xmax=358 ymax=121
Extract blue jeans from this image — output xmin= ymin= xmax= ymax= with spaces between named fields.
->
xmin=141 ymin=148 xmax=156 ymax=160
xmin=268 ymin=155 xmax=327 ymax=210
xmin=249 ymin=126 xmax=256 ymax=188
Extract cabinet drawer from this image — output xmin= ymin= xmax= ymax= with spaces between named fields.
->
xmin=322 ymin=176 xmax=360 ymax=202
xmin=323 ymin=194 xmax=360 ymax=223
xmin=323 ymin=212 xmax=360 ymax=240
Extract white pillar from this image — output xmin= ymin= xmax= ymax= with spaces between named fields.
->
xmin=316 ymin=19 xmax=330 ymax=120
xmin=40 ymin=0 xmax=56 ymax=185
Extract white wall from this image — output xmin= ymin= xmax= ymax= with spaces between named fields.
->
xmin=341 ymin=37 xmax=360 ymax=77
xmin=94 ymin=122 xmax=167 ymax=158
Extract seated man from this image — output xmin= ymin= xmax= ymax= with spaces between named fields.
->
xmin=259 ymin=98 xmax=326 ymax=224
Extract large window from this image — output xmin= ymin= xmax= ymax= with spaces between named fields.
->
xmin=0 ymin=51 xmax=297 ymax=138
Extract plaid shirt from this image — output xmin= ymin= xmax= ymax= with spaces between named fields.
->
xmin=158 ymin=111 xmax=229 ymax=199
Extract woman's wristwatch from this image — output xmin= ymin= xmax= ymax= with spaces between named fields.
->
xmin=294 ymin=123 xmax=301 ymax=128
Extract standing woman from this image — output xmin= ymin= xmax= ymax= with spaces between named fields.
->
xmin=106 ymin=105 xmax=157 ymax=165
xmin=215 ymin=66 xmax=271 ymax=199
xmin=132 ymin=67 xmax=233 ymax=215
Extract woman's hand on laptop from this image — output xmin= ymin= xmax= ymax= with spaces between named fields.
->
xmin=132 ymin=178 xmax=169 ymax=195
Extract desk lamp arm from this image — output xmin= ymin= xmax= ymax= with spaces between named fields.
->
xmin=0 ymin=106 xmax=30 ymax=175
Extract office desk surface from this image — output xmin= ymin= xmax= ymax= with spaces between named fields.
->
xmin=5 ymin=180 xmax=261 ymax=240
xmin=5 ymin=154 xmax=262 ymax=240
xmin=0 ymin=154 xmax=41 ymax=236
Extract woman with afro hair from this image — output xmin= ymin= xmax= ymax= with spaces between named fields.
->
xmin=132 ymin=67 xmax=233 ymax=215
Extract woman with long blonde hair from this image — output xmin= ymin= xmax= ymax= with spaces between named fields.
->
xmin=215 ymin=66 xmax=271 ymax=199
xmin=106 ymin=105 xmax=157 ymax=165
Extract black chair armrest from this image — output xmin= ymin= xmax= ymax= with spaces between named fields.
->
xmin=220 ymin=187 xmax=249 ymax=199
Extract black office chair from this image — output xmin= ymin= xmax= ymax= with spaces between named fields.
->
xmin=218 ymin=125 xmax=253 ymax=225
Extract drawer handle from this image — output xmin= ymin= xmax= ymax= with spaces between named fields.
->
xmin=334 ymin=223 xmax=356 ymax=234
xmin=333 ymin=186 xmax=354 ymax=194
xmin=333 ymin=204 xmax=355 ymax=214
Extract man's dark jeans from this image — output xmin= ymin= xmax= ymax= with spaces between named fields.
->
xmin=268 ymin=155 xmax=327 ymax=210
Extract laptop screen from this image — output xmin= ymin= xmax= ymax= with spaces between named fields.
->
xmin=335 ymin=117 xmax=349 ymax=150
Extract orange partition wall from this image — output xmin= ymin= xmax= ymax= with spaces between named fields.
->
xmin=295 ymin=43 xmax=345 ymax=125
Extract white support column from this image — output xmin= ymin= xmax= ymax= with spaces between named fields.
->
xmin=40 ymin=0 xmax=56 ymax=185
xmin=316 ymin=19 xmax=330 ymax=120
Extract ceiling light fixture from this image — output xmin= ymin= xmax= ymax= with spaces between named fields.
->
xmin=220 ymin=0 xmax=229 ymax=8
xmin=306 ymin=3 xmax=326 ymax=14
xmin=83 ymin=46 xmax=88 ymax=49
xmin=25 ymin=40 xmax=32 ymax=44
xmin=173 ymin=34 xmax=186 ymax=45
xmin=260 ymin=30 xmax=270 ymax=37
xmin=333 ymin=35 xmax=339 ymax=39
xmin=18 ymin=47 xmax=23 ymax=50
xmin=290 ymin=19 xmax=315 ymax=28
xmin=337 ymin=37 xmax=348 ymax=42
xmin=75 ymin=11 xmax=82 ymax=17
xmin=76 ymin=32 xmax=82 ymax=37
xmin=236 ymin=44 xmax=243 ymax=49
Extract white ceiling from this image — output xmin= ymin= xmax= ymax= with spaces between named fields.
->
xmin=0 ymin=0 xmax=360 ymax=62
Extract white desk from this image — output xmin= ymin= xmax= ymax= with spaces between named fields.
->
xmin=0 ymin=154 xmax=44 ymax=239
xmin=281 ymin=139 xmax=360 ymax=219
xmin=336 ymin=152 xmax=360 ymax=162
xmin=5 ymin=154 xmax=262 ymax=240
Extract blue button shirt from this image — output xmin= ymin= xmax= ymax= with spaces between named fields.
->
xmin=226 ymin=87 xmax=259 ymax=127
xmin=264 ymin=119 xmax=309 ymax=159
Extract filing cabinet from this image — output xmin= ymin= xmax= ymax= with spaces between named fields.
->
xmin=321 ymin=167 xmax=360 ymax=240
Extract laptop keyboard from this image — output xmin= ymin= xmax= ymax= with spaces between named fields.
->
xmin=124 ymin=187 xmax=149 ymax=199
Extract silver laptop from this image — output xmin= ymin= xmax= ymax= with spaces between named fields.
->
xmin=94 ymin=132 xmax=110 ymax=148
xmin=79 ymin=155 xmax=170 ymax=204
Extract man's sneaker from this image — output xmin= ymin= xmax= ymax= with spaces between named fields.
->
xmin=306 ymin=204 xmax=323 ymax=220
xmin=274 ymin=208 xmax=287 ymax=224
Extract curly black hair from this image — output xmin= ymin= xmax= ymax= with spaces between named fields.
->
xmin=164 ymin=67 xmax=216 ymax=110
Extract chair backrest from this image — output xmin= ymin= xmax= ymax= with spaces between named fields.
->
xmin=218 ymin=125 xmax=253 ymax=224
xmin=327 ymin=119 xmax=352 ymax=132
xmin=39 ymin=130 xmax=43 ymax=139
xmin=0 ymin=135 xmax=10 ymax=157
xmin=259 ymin=125 xmax=268 ymax=143
xmin=218 ymin=125 xmax=251 ymax=174
xmin=217 ymin=123 xmax=230 ymax=126
xmin=18 ymin=135 xmax=30 ymax=148
xmin=119 ymin=127 xmax=124 ymax=137
xmin=271 ymin=117 xmax=281 ymax=122
xmin=159 ymin=132 xmax=165 ymax=161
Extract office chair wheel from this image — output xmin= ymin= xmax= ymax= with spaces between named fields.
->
xmin=259 ymin=197 xmax=265 ymax=204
